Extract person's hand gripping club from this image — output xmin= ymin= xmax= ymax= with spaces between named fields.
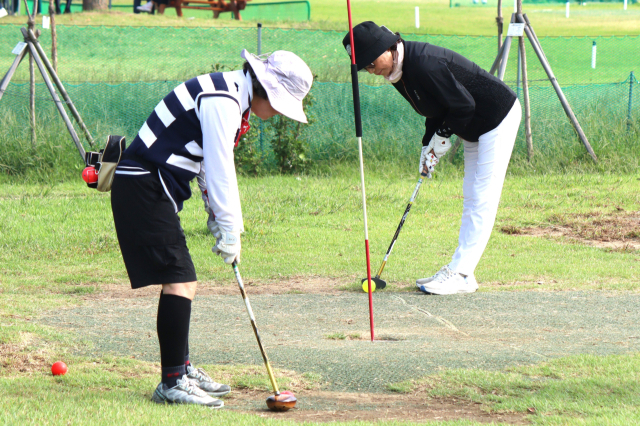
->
xmin=420 ymin=131 xmax=452 ymax=178
xmin=208 ymin=212 xmax=241 ymax=264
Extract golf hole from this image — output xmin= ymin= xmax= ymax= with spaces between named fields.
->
xmin=374 ymin=335 xmax=406 ymax=342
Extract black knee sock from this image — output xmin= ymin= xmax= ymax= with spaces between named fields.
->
xmin=157 ymin=293 xmax=191 ymax=388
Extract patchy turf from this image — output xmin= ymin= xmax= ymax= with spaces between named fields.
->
xmin=501 ymin=209 xmax=640 ymax=251
xmin=1 ymin=175 xmax=638 ymax=424
xmin=0 ymin=340 xmax=51 ymax=374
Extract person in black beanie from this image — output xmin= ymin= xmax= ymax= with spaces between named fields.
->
xmin=343 ymin=21 xmax=521 ymax=296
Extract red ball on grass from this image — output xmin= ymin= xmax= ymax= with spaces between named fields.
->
xmin=51 ymin=361 xmax=68 ymax=376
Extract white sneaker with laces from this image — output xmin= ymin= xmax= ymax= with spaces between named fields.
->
xmin=416 ymin=265 xmax=478 ymax=295
xmin=186 ymin=364 xmax=231 ymax=397
xmin=151 ymin=375 xmax=224 ymax=408
xmin=415 ymin=265 xmax=449 ymax=288
xmin=136 ymin=1 xmax=153 ymax=12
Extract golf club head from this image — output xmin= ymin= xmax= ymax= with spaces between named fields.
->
xmin=360 ymin=276 xmax=387 ymax=290
xmin=266 ymin=392 xmax=297 ymax=412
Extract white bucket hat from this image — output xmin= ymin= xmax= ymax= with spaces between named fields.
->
xmin=241 ymin=49 xmax=313 ymax=123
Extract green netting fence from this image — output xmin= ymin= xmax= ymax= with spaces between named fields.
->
xmin=1 ymin=77 xmax=637 ymax=162
xmin=1 ymin=25 xmax=638 ymax=84
xmin=0 ymin=25 xmax=638 ymax=167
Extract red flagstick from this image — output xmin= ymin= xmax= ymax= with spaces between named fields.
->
xmin=346 ymin=0 xmax=374 ymax=342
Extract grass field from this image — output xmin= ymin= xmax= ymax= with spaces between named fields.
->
xmin=2 ymin=170 xmax=639 ymax=290
xmin=1 ymin=170 xmax=639 ymax=424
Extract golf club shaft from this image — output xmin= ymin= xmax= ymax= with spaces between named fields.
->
xmin=346 ymin=0 xmax=375 ymax=342
xmin=374 ymin=177 xmax=424 ymax=278
xmin=232 ymin=261 xmax=280 ymax=394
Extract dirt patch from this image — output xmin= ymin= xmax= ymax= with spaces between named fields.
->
xmin=84 ymin=276 xmax=354 ymax=300
xmin=224 ymin=389 xmax=529 ymax=424
xmin=0 ymin=336 xmax=51 ymax=374
xmin=501 ymin=209 xmax=640 ymax=250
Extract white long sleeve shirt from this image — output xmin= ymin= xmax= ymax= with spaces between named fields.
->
xmin=200 ymin=95 xmax=245 ymax=232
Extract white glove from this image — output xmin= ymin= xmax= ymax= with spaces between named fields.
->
xmin=429 ymin=134 xmax=452 ymax=158
xmin=207 ymin=211 xmax=220 ymax=239
xmin=419 ymin=134 xmax=451 ymax=177
xmin=419 ymin=146 xmax=436 ymax=178
xmin=213 ymin=229 xmax=241 ymax=264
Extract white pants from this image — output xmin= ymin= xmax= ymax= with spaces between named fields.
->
xmin=448 ymin=99 xmax=522 ymax=277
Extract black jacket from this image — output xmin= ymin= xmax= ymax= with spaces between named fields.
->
xmin=392 ymin=41 xmax=517 ymax=143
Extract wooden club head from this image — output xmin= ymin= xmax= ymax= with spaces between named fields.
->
xmin=266 ymin=391 xmax=297 ymax=412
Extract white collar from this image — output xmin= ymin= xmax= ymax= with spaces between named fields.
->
xmin=385 ymin=42 xmax=404 ymax=84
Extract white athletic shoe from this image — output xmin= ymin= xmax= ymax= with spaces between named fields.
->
xmin=136 ymin=1 xmax=153 ymax=12
xmin=151 ymin=375 xmax=224 ymax=408
xmin=415 ymin=265 xmax=449 ymax=288
xmin=186 ymin=364 xmax=231 ymax=397
xmin=416 ymin=265 xmax=478 ymax=295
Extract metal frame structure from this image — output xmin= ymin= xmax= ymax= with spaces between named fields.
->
xmin=0 ymin=0 xmax=93 ymax=161
xmin=491 ymin=0 xmax=597 ymax=162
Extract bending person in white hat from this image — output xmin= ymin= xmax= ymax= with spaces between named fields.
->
xmin=110 ymin=50 xmax=313 ymax=407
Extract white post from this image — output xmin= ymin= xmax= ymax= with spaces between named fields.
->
xmin=624 ymin=0 xmax=627 ymax=10
xmin=415 ymin=7 xmax=419 ymax=29
xmin=591 ymin=41 xmax=596 ymax=69
xmin=514 ymin=0 xmax=517 ymax=13
xmin=566 ymin=1 xmax=570 ymax=18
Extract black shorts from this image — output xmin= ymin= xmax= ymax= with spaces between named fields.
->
xmin=111 ymin=170 xmax=197 ymax=289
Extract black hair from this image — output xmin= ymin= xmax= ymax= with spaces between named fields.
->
xmin=243 ymin=61 xmax=269 ymax=100
xmin=389 ymin=32 xmax=404 ymax=52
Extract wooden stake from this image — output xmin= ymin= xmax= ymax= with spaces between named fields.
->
xmin=28 ymin=10 xmax=36 ymax=147
xmin=0 ymin=48 xmax=28 ymax=101
xmin=24 ymin=27 xmax=95 ymax=147
xmin=26 ymin=40 xmax=85 ymax=160
xmin=0 ymin=24 xmax=90 ymax=162
xmin=491 ymin=13 xmax=514 ymax=78
xmin=22 ymin=0 xmax=33 ymax=20
xmin=522 ymin=14 xmax=549 ymax=64
xmin=489 ymin=40 xmax=507 ymax=76
xmin=519 ymin=39 xmax=532 ymax=161
xmin=516 ymin=0 xmax=532 ymax=160
xmin=49 ymin=1 xmax=58 ymax=73
xmin=500 ymin=14 xmax=517 ymax=81
xmin=497 ymin=0 xmax=503 ymax=53
xmin=518 ymin=14 xmax=597 ymax=162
